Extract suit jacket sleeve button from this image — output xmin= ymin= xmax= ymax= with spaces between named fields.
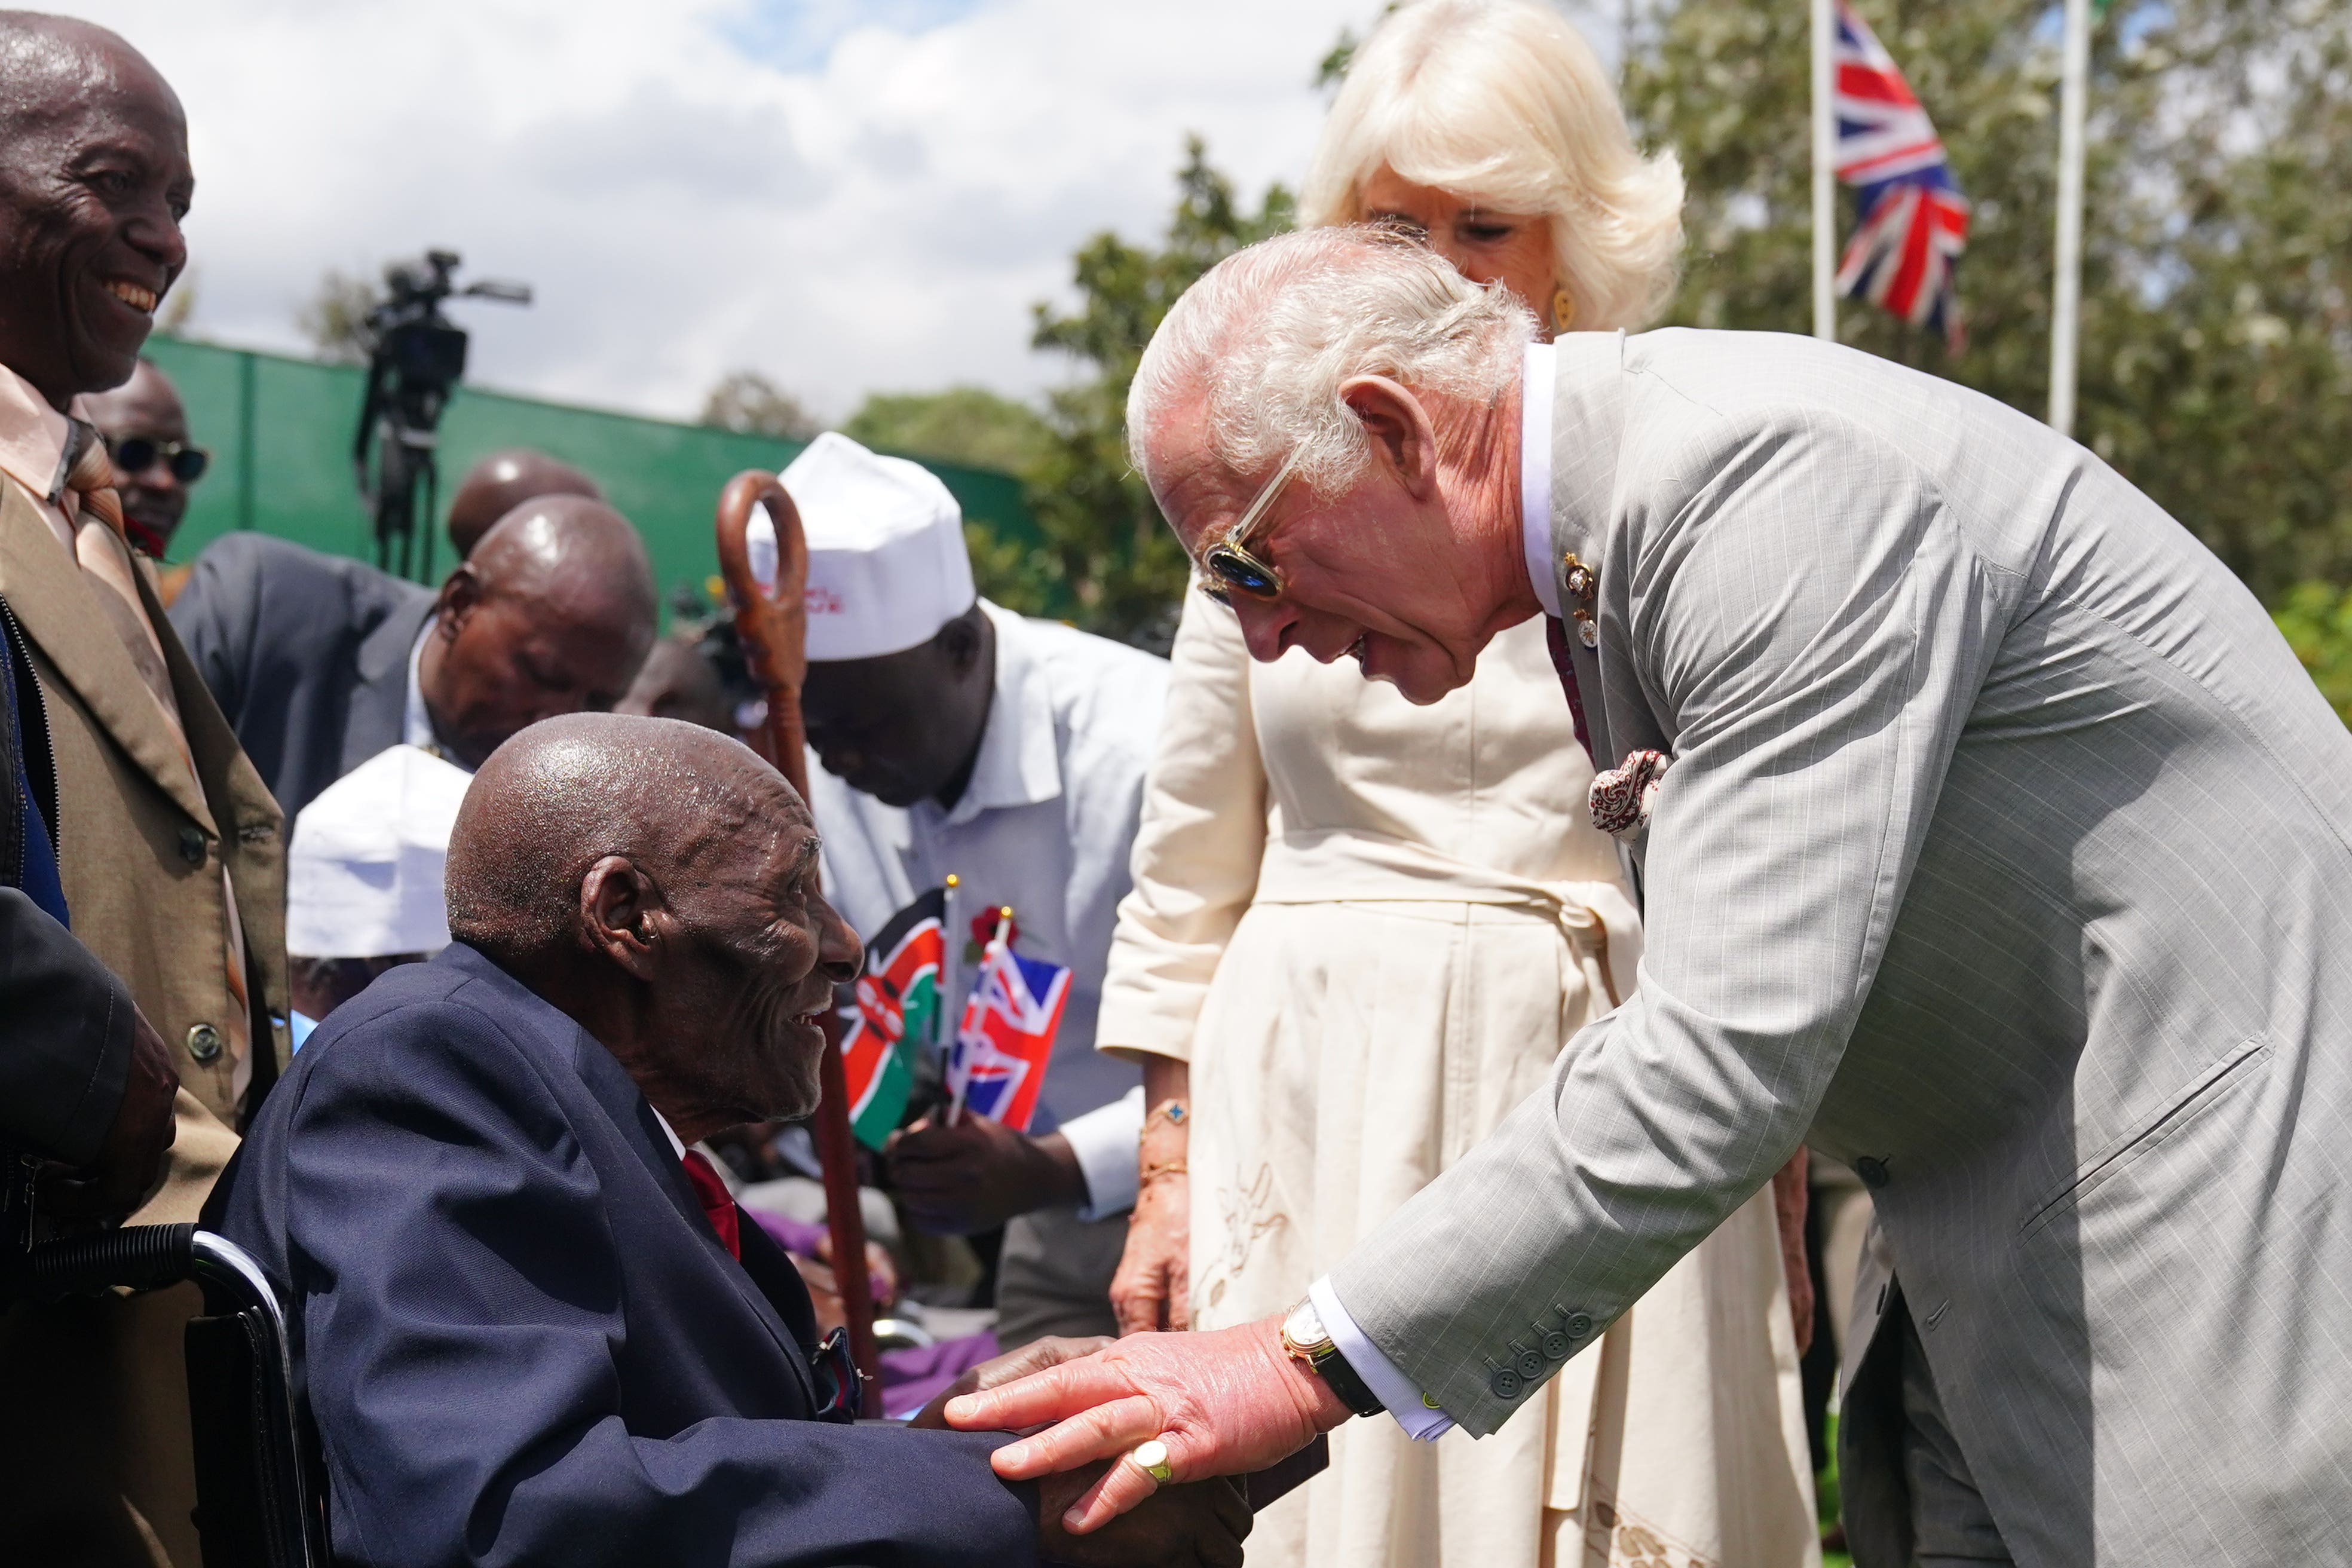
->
xmin=1565 ymin=1311 xmax=1594 ymax=1339
xmin=1489 ymin=1366 xmax=1523 ymax=1401
xmin=1856 ymin=1156 xmax=1890 ymax=1189
xmin=1513 ymin=1343 xmax=1546 ymax=1380
xmin=178 ymin=826 xmax=207 ymax=866
xmin=186 ymin=1023 xmax=223 ymax=1062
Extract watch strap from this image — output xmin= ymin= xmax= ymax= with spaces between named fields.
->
xmin=1307 ymin=1339 xmax=1387 ymax=1419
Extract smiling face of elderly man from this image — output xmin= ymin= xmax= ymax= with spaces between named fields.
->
xmin=1129 ymin=226 xmax=1545 ymax=706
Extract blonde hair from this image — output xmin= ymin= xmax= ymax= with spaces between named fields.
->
xmin=1129 ymin=226 xmax=1534 ymax=499
xmin=1300 ymin=0 xmax=1684 ymax=331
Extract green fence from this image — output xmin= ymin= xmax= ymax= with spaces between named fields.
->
xmin=142 ymin=335 xmax=1038 ymax=618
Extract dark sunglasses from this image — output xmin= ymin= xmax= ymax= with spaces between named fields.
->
xmin=1198 ymin=450 xmax=1301 ymax=605
xmin=108 ymin=437 xmax=209 ymax=484
xmin=809 ymin=1325 xmax=868 ymax=1419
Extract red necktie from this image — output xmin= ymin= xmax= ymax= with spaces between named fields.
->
xmin=679 ymin=1148 xmax=742 ymax=1261
xmin=1544 ymin=615 xmax=1597 ymax=765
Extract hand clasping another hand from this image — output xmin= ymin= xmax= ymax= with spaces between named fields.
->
xmin=942 ymin=1315 xmax=1351 ymax=1535
xmin=911 ymin=1335 xmax=1254 ymax=1566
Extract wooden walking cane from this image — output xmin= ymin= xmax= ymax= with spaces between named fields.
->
xmin=715 ymin=471 xmax=882 ymax=1416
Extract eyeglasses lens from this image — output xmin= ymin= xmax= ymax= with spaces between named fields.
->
xmin=1208 ymin=552 xmax=1278 ymax=598
xmin=810 ymin=1326 xmax=862 ymax=1417
xmin=109 ymin=439 xmax=209 ymax=483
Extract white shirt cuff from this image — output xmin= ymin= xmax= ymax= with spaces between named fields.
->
xmin=1061 ymin=1086 xmax=1146 ymax=1220
xmin=1309 ymin=1276 xmax=1457 ymax=1441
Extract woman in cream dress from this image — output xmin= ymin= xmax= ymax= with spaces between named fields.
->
xmin=1093 ymin=5 xmax=1819 ymax=1566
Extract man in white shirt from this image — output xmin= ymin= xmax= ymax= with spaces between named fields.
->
xmin=789 ymin=433 xmax=1165 ymax=1345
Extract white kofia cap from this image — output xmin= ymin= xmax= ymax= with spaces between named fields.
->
xmin=784 ymin=431 xmax=975 ymax=662
xmin=286 ymin=745 xmax=474 ymax=959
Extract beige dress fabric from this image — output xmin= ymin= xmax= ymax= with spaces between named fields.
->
xmin=1098 ymin=588 xmax=1817 ymax=1568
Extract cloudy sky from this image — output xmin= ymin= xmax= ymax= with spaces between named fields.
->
xmin=65 ymin=0 xmax=1425 ymax=424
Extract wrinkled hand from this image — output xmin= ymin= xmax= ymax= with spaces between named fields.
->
xmin=1037 ymin=1460 xmax=1250 ymax=1568
xmin=908 ymin=1334 xmax=1114 ymax=1429
xmin=887 ymin=1114 xmax=1082 ymax=1235
xmin=915 ymin=1334 xmax=1253 ymax=1562
xmin=1111 ymin=1170 xmax=1189 ymax=1334
xmin=945 ymin=1315 xmax=1350 ymax=1533
xmin=1772 ymin=1150 xmax=1814 ymax=1357
xmin=44 ymin=1007 xmax=178 ymax=1226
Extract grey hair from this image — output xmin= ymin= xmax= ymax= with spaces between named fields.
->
xmin=1128 ymin=225 xmax=1535 ymax=497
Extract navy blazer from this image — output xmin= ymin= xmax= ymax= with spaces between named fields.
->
xmin=169 ymin=532 xmax=437 ymax=825
xmin=205 ymin=944 xmax=1039 ymax=1567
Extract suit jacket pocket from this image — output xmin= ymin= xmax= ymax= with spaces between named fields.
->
xmin=2019 ymin=1037 xmax=2270 ymax=1241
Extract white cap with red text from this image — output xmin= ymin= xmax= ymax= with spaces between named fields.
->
xmin=782 ymin=431 xmax=974 ymax=662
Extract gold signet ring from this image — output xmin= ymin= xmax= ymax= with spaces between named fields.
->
xmin=1131 ymin=1438 xmax=1175 ymax=1486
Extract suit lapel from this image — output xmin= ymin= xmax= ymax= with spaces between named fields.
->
xmin=0 ymin=479 xmax=215 ymax=832
xmin=1549 ymin=335 xmax=1634 ymax=778
xmin=433 ymin=945 xmax=821 ymax=1393
xmin=1564 ymin=632 xmax=1614 ymax=774
xmin=341 ymin=593 xmax=433 ymax=776
xmin=565 ymin=1007 xmax=818 ymax=1386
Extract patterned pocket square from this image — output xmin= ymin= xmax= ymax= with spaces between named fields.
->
xmin=1588 ymin=749 xmax=1672 ymax=841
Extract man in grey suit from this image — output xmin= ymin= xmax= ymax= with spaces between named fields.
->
xmin=169 ymin=495 xmax=658 ymax=821
xmin=949 ymin=226 xmax=2352 ymax=1564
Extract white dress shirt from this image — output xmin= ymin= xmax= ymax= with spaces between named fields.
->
xmin=1303 ymin=341 xmax=1561 ymax=1442
xmin=403 ymin=621 xmax=437 ymax=752
xmin=809 ymin=600 xmax=1165 ymax=1217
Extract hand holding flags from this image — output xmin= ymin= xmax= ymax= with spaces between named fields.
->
xmin=945 ymin=907 xmax=1070 ymax=1134
xmin=1831 ymin=0 xmax=1970 ymax=348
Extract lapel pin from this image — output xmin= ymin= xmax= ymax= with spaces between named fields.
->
xmin=1561 ymin=553 xmax=1600 ymax=646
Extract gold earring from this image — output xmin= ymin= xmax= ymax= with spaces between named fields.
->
xmin=1551 ymin=287 xmax=1577 ymax=333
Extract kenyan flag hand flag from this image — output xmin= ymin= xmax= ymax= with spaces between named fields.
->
xmin=838 ymin=887 xmax=945 ymax=1150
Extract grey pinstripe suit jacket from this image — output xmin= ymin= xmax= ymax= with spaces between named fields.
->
xmin=1328 ymin=328 xmax=2352 ymax=1564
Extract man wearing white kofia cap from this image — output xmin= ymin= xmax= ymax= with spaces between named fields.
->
xmin=789 ymin=432 xmax=1164 ymax=1345
xmin=284 ymin=743 xmax=471 ymax=1044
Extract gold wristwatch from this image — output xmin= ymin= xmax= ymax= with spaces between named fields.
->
xmin=1280 ymin=1297 xmax=1385 ymax=1418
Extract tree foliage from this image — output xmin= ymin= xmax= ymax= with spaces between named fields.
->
xmin=1624 ymin=0 xmax=2352 ymax=604
xmin=700 ymin=370 xmax=822 ymax=441
xmin=1006 ymin=137 xmax=1295 ymax=651
xmin=298 ymin=267 xmax=381 ymax=364
xmin=2273 ymin=581 xmax=2352 ymax=724
xmin=840 ymin=385 xmax=1054 ymax=476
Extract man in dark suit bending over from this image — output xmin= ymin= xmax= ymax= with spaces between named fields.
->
xmin=205 ymin=712 xmax=1247 ymax=1567
xmin=169 ymin=496 xmax=656 ymax=822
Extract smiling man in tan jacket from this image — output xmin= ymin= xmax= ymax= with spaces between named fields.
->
xmin=0 ymin=14 xmax=289 ymax=1566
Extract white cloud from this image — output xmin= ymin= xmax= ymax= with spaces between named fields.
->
xmin=64 ymin=0 xmax=1376 ymax=422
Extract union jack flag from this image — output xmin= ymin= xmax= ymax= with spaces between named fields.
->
xmin=1832 ymin=1 xmax=1970 ymax=348
xmin=944 ymin=936 xmax=1069 ymax=1132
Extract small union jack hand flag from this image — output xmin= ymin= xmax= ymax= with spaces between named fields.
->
xmin=944 ymin=931 xmax=1070 ymax=1134
xmin=1832 ymin=0 xmax=1971 ymax=349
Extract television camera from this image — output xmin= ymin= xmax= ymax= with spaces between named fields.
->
xmin=351 ymin=250 xmax=531 ymax=580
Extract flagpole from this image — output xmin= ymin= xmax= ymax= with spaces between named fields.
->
xmin=1811 ymin=0 xmax=1836 ymax=341
xmin=2049 ymin=0 xmax=2092 ymax=434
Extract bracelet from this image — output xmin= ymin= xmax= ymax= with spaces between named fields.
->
xmin=1144 ymin=1098 xmax=1190 ymax=1135
xmin=1139 ymin=1159 xmax=1189 ymax=1184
